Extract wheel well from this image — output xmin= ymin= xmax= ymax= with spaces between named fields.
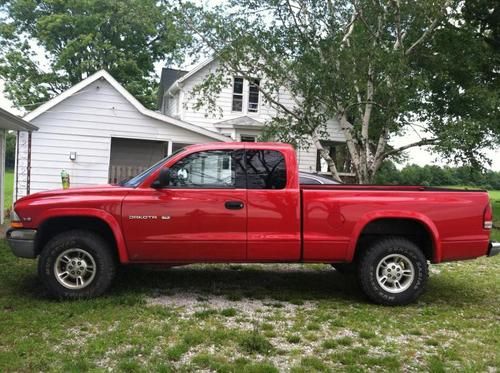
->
xmin=35 ymin=216 xmax=118 ymax=256
xmin=354 ymin=218 xmax=434 ymax=262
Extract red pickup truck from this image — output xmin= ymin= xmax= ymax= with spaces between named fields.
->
xmin=6 ymin=143 xmax=499 ymax=305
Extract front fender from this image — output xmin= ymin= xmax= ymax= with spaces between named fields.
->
xmin=347 ymin=210 xmax=441 ymax=263
xmin=37 ymin=208 xmax=129 ymax=263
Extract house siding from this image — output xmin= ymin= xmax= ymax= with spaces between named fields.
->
xmin=15 ymin=79 xmax=221 ymax=199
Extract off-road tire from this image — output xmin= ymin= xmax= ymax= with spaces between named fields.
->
xmin=38 ymin=230 xmax=116 ymax=299
xmin=358 ymin=237 xmax=428 ymax=306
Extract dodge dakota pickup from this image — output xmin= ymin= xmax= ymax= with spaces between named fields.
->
xmin=6 ymin=143 xmax=499 ymax=305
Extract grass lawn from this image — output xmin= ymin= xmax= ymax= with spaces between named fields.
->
xmin=0 ymin=242 xmax=499 ymax=372
xmin=489 ymin=190 xmax=500 ymax=241
xmin=1 ymin=182 xmax=498 ymax=371
xmin=3 ymin=170 xmax=13 ymax=213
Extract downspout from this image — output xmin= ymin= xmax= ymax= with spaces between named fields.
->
xmin=27 ymin=132 xmax=31 ymax=195
xmin=14 ymin=131 xmax=19 ymax=201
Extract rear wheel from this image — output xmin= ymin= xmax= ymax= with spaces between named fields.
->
xmin=38 ymin=230 xmax=116 ymax=299
xmin=357 ymin=237 xmax=428 ymax=306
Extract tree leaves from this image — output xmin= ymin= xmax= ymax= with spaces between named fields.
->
xmin=181 ymin=0 xmax=499 ymax=182
xmin=0 ymin=0 xmax=191 ymax=109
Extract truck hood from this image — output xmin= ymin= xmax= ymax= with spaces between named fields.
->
xmin=15 ymin=184 xmax=129 ymax=204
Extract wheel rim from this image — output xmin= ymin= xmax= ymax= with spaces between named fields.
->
xmin=54 ymin=248 xmax=97 ymax=290
xmin=375 ymin=253 xmax=415 ymax=294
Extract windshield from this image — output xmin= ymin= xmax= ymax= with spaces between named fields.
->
xmin=120 ymin=148 xmax=186 ymax=187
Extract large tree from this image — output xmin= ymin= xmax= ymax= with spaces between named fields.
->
xmin=0 ymin=0 xmax=190 ymax=109
xmin=180 ymin=0 xmax=499 ymax=183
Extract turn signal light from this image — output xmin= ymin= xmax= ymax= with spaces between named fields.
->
xmin=10 ymin=210 xmax=23 ymax=228
xmin=484 ymin=203 xmax=493 ymax=230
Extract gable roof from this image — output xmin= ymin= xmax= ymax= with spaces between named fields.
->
xmin=0 ymin=107 xmax=38 ymax=131
xmin=158 ymin=67 xmax=188 ymax=107
xmin=214 ymin=116 xmax=265 ymax=129
xmin=24 ymin=70 xmax=230 ymax=142
xmin=164 ymin=58 xmax=216 ymax=96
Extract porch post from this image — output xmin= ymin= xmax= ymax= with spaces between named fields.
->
xmin=0 ymin=129 xmax=5 ymax=225
xmin=167 ymin=141 xmax=173 ymax=156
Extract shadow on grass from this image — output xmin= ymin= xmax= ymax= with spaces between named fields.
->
xmin=111 ymin=265 xmax=366 ymax=303
xmin=8 ymin=262 xmax=495 ymax=308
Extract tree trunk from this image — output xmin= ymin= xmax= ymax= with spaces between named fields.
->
xmin=311 ymin=131 xmax=342 ymax=182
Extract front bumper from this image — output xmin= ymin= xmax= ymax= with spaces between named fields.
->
xmin=488 ymin=241 xmax=500 ymax=257
xmin=6 ymin=229 xmax=37 ymax=258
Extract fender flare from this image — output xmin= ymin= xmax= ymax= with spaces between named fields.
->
xmin=347 ymin=210 xmax=442 ymax=263
xmin=36 ymin=208 xmax=129 ymax=263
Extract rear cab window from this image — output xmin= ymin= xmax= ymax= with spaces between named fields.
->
xmin=245 ymin=150 xmax=287 ymax=189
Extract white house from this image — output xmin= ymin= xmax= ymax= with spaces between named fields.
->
xmin=14 ymin=70 xmax=230 ymax=200
xmin=157 ymin=58 xmax=348 ymax=174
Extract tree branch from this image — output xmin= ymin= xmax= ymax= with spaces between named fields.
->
xmin=380 ymin=138 xmax=439 ymax=158
xmin=404 ymin=0 xmax=451 ymax=55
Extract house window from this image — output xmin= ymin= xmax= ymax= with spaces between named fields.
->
xmin=240 ymin=135 xmax=256 ymax=142
xmin=232 ymin=77 xmax=244 ymax=112
xmin=248 ymin=79 xmax=260 ymax=113
xmin=316 ymin=142 xmax=352 ymax=173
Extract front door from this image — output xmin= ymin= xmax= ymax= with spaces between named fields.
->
xmin=122 ymin=149 xmax=247 ymax=262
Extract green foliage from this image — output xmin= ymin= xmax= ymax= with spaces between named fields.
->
xmin=0 ymin=0 xmax=191 ymax=109
xmin=375 ymin=161 xmax=500 ymax=189
xmin=181 ymin=0 xmax=499 ymax=183
xmin=238 ymin=329 xmax=273 ymax=355
xmin=5 ymin=132 xmax=15 ymax=169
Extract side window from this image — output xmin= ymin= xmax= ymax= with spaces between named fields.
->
xmin=246 ymin=150 xmax=287 ymax=189
xmin=169 ymin=150 xmax=245 ymax=188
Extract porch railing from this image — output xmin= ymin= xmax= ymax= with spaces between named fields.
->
xmin=108 ymin=165 xmax=147 ymax=184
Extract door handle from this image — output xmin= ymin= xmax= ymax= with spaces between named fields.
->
xmin=225 ymin=201 xmax=244 ymax=210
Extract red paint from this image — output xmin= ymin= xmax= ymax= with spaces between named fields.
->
xmin=12 ymin=143 xmax=493 ymax=264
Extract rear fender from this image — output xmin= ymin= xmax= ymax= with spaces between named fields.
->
xmin=347 ymin=210 xmax=441 ymax=263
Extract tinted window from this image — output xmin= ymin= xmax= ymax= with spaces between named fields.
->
xmin=246 ymin=150 xmax=286 ymax=189
xmin=169 ymin=150 xmax=245 ymax=188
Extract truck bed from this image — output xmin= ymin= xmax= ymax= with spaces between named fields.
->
xmin=300 ymin=185 xmax=491 ymax=263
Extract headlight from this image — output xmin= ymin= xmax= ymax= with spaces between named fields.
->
xmin=10 ymin=210 xmax=21 ymax=222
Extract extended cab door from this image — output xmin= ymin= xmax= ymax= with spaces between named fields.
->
xmin=245 ymin=148 xmax=301 ymax=260
xmin=122 ymin=149 xmax=247 ymax=262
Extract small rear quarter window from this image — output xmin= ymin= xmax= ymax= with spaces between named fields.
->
xmin=246 ymin=150 xmax=286 ymax=189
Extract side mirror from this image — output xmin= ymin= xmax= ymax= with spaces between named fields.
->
xmin=153 ymin=168 xmax=172 ymax=188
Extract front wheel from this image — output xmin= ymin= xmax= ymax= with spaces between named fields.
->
xmin=38 ymin=230 xmax=117 ymax=299
xmin=357 ymin=237 xmax=428 ymax=306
